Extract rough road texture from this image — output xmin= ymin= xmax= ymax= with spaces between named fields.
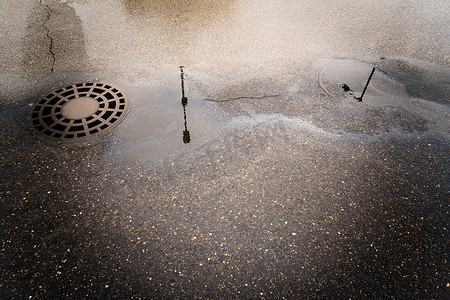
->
xmin=1 ymin=0 xmax=448 ymax=298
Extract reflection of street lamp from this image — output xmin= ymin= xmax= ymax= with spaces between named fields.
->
xmin=180 ymin=66 xmax=190 ymax=144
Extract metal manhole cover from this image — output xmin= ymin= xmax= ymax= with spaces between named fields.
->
xmin=31 ymin=83 xmax=129 ymax=146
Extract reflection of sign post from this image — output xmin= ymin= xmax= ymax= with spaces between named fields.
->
xmin=354 ymin=66 xmax=376 ymax=102
xmin=180 ymin=66 xmax=190 ymax=144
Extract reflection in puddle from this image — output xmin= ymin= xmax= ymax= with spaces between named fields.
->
xmin=111 ymin=58 xmax=448 ymax=163
xmin=180 ymin=66 xmax=190 ymax=144
xmin=316 ymin=59 xmax=409 ymax=107
xmin=312 ymin=58 xmax=449 ymax=138
xmin=113 ymin=66 xmax=230 ymax=162
xmin=316 ymin=58 xmax=450 ymax=106
xmin=353 ymin=66 xmax=376 ymax=102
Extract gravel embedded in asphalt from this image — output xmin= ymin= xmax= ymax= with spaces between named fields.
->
xmin=1 ymin=0 xmax=449 ymax=298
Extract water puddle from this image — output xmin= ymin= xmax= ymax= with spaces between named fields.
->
xmin=377 ymin=58 xmax=450 ymax=105
xmin=313 ymin=58 xmax=449 ymax=139
xmin=315 ymin=58 xmax=450 ymax=105
xmin=316 ymin=59 xmax=409 ymax=107
xmin=112 ymin=66 xmax=230 ymax=162
xmin=106 ymin=58 xmax=449 ymax=164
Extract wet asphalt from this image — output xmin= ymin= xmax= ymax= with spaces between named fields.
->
xmin=1 ymin=0 xmax=449 ymax=299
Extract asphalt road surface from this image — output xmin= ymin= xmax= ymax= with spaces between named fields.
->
xmin=1 ymin=0 xmax=449 ymax=298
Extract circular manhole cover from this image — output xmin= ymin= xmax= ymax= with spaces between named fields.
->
xmin=31 ymin=83 xmax=129 ymax=146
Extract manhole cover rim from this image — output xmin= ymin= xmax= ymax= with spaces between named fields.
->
xmin=30 ymin=82 xmax=130 ymax=146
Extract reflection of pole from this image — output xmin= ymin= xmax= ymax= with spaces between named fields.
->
xmin=180 ymin=66 xmax=190 ymax=143
xmin=183 ymin=104 xmax=190 ymax=143
xmin=355 ymin=66 xmax=376 ymax=102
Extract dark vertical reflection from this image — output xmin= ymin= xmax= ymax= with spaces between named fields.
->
xmin=180 ymin=66 xmax=190 ymax=144
xmin=354 ymin=66 xmax=376 ymax=102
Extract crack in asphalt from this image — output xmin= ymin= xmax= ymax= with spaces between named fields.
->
xmin=203 ymin=94 xmax=283 ymax=103
xmin=39 ymin=0 xmax=56 ymax=72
